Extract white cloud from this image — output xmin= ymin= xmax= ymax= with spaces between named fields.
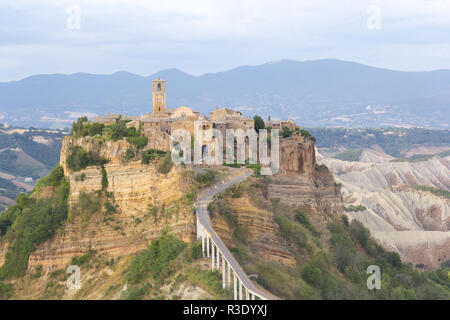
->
xmin=64 ymin=111 xmax=98 ymax=119
xmin=0 ymin=0 xmax=449 ymax=81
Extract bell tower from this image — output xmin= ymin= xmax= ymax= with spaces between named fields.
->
xmin=152 ymin=79 xmax=166 ymax=113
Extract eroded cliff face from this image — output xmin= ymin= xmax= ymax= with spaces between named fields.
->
xmin=278 ymin=135 xmax=316 ymax=175
xmin=319 ymin=151 xmax=450 ymax=269
xmin=212 ymin=193 xmax=296 ymax=266
xmin=60 ymin=136 xmax=129 ymax=173
xmin=27 ymin=138 xmax=196 ymax=271
xmin=212 ymin=135 xmax=343 ymax=268
xmin=267 ymin=135 xmax=343 ymax=215
xmin=28 ymin=134 xmax=343 ymax=271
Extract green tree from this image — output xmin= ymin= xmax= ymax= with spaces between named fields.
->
xmin=110 ymin=119 xmax=128 ymax=141
xmin=253 ymin=115 xmax=265 ymax=133
xmin=88 ymin=123 xmax=104 ymax=136
xmin=70 ymin=117 xmax=88 ymax=136
xmin=101 ymin=166 xmax=108 ymax=191
xmin=281 ymin=126 xmax=293 ymax=138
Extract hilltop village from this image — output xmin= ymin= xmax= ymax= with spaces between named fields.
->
xmin=91 ymin=79 xmax=297 ymax=152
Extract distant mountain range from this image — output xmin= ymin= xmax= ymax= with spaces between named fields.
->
xmin=0 ymin=59 xmax=449 ymax=128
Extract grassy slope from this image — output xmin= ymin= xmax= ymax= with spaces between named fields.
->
xmin=5 ymin=236 xmax=230 ymax=300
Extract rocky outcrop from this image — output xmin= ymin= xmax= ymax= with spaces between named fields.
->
xmin=371 ymin=231 xmax=450 ymax=270
xmin=266 ymin=136 xmax=343 ymax=214
xmin=320 ymin=155 xmax=450 ymax=191
xmin=212 ymin=194 xmax=296 ymax=266
xmin=211 ymin=135 xmax=343 ymax=268
xmin=27 ymin=138 xmax=196 ymax=271
xmin=278 ymin=135 xmax=316 ymax=175
xmin=60 ymin=137 xmax=129 ymax=173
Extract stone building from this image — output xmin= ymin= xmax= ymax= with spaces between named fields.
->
xmin=169 ymin=106 xmax=200 ymax=120
xmin=152 ymin=79 xmax=166 ymax=113
xmin=266 ymin=119 xmax=296 ymax=131
xmin=91 ymin=113 xmax=122 ymax=125
xmin=91 ymin=79 xmax=296 ymax=157
xmin=208 ymin=107 xmax=255 ymax=138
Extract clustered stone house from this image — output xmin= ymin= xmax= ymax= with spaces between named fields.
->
xmin=92 ymin=78 xmax=295 ymax=151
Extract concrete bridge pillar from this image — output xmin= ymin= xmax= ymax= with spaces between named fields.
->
xmin=206 ymin=235 xmax=210 ymax=258
xmin=227 ymin=262 xmax=231 ymax=288
xmin=216 ymin=246 xmax=220 ymax=270
xmin=245 ymin=289 xmax=249 ymax=300
xmin=201 ymin=236 xmax=205 ymax=258
xmin=239 ymin=281 xmax=243 ymax=300
xmin=233 ymin=273 xmax=237 ymax=300
xmin=211 ymin=242 xmax=215 ymax=271
xmin=251 ymin=293 xmax=255 ymax=300
xmin=222 ymin=256 xmax=226 ymax=289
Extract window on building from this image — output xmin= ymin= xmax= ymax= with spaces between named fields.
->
xmin=157 ymin=83 xmax=161 ymax=91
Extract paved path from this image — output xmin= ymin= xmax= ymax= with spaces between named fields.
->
xmin=196 ymin=168 xmax=280 ymax=300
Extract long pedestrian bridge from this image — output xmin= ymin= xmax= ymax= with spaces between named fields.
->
xmin=195 ymin=168 xmax=279 ymax=300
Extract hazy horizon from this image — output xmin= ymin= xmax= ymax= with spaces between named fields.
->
xmin=3 ymin=57 xmax=450 ymax=83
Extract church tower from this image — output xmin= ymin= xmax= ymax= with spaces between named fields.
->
xmin=152 ymin=79 xmax=166 ymax=113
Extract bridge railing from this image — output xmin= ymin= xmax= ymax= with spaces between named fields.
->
xmin=196 ymin=215 xmax=278 ymax=300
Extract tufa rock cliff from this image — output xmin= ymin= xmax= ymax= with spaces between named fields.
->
xmin=267 ymin=135 xmax=342 ymax=215
xmin=212 ymin=135 xmax=343 ymax=268
xmin=27 ymin=137 xmax=196 ymax=271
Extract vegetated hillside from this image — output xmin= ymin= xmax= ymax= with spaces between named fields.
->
xmin=0 ymin=121 xmax=250 ymax=299
xmin=0 ymin=127 xmax=67 ymax=210
xmin=1 ymin=59 xmax=450 ymax=128
xmin=0 ymin=164 xmax=237 ymax=300
xmin=308 ymin=127 xmax=450 ymax=158
xmin=209 ymin=178 xmax=450 ymax=300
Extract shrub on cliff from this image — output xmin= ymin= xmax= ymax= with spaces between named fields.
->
xmin=70 ymin=117 xmax=88 ymax=136
xmin=299 ymin=129 xmax=316 ymax=142
xmin=190 ymin=241 xmax=203 ymax=260
xmin=126 ymin=233 xmax=186 ymax=284
xmin=126 ymin=136 xmax=148 ymax=150
xmin=34 ymin=165 xmax=65 ymax=191
xmin=281 ymin=126 xmax=293 ymax=138
xmin=195 ymin=170 xmax=218 ymax=187
xmin=327 ymin=223 xmax=360 ymax=275
xmin=295 ymin=210 xmax=321 ymax=237
xmin=66 ymin=145 xmax=107 ymax=172
xmin=274 ymin=214 xmax=307 ymax=249
xmin=70 ymin=117 xmax=105 ymax=137
xmin=0 ymin=167 xmax=69 ymax=279
xmin=0 ymin=283 xmax=13 ymax=299
xmin=101 ymin=166 xmax=108 ymax=191
xmin=110 ymin=119 xmax=129 ymax=141
xmin=141 ymin=149 xmax=166 ymax=164
xmin=157 ymin=153 xmax=173 ymax=174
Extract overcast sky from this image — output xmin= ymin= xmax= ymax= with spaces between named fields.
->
xmin=1 ymin=0 xmax=450 ymax=81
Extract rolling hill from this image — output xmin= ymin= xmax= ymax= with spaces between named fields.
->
xmin=1 ymin=59 xmax=449 ymax=128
